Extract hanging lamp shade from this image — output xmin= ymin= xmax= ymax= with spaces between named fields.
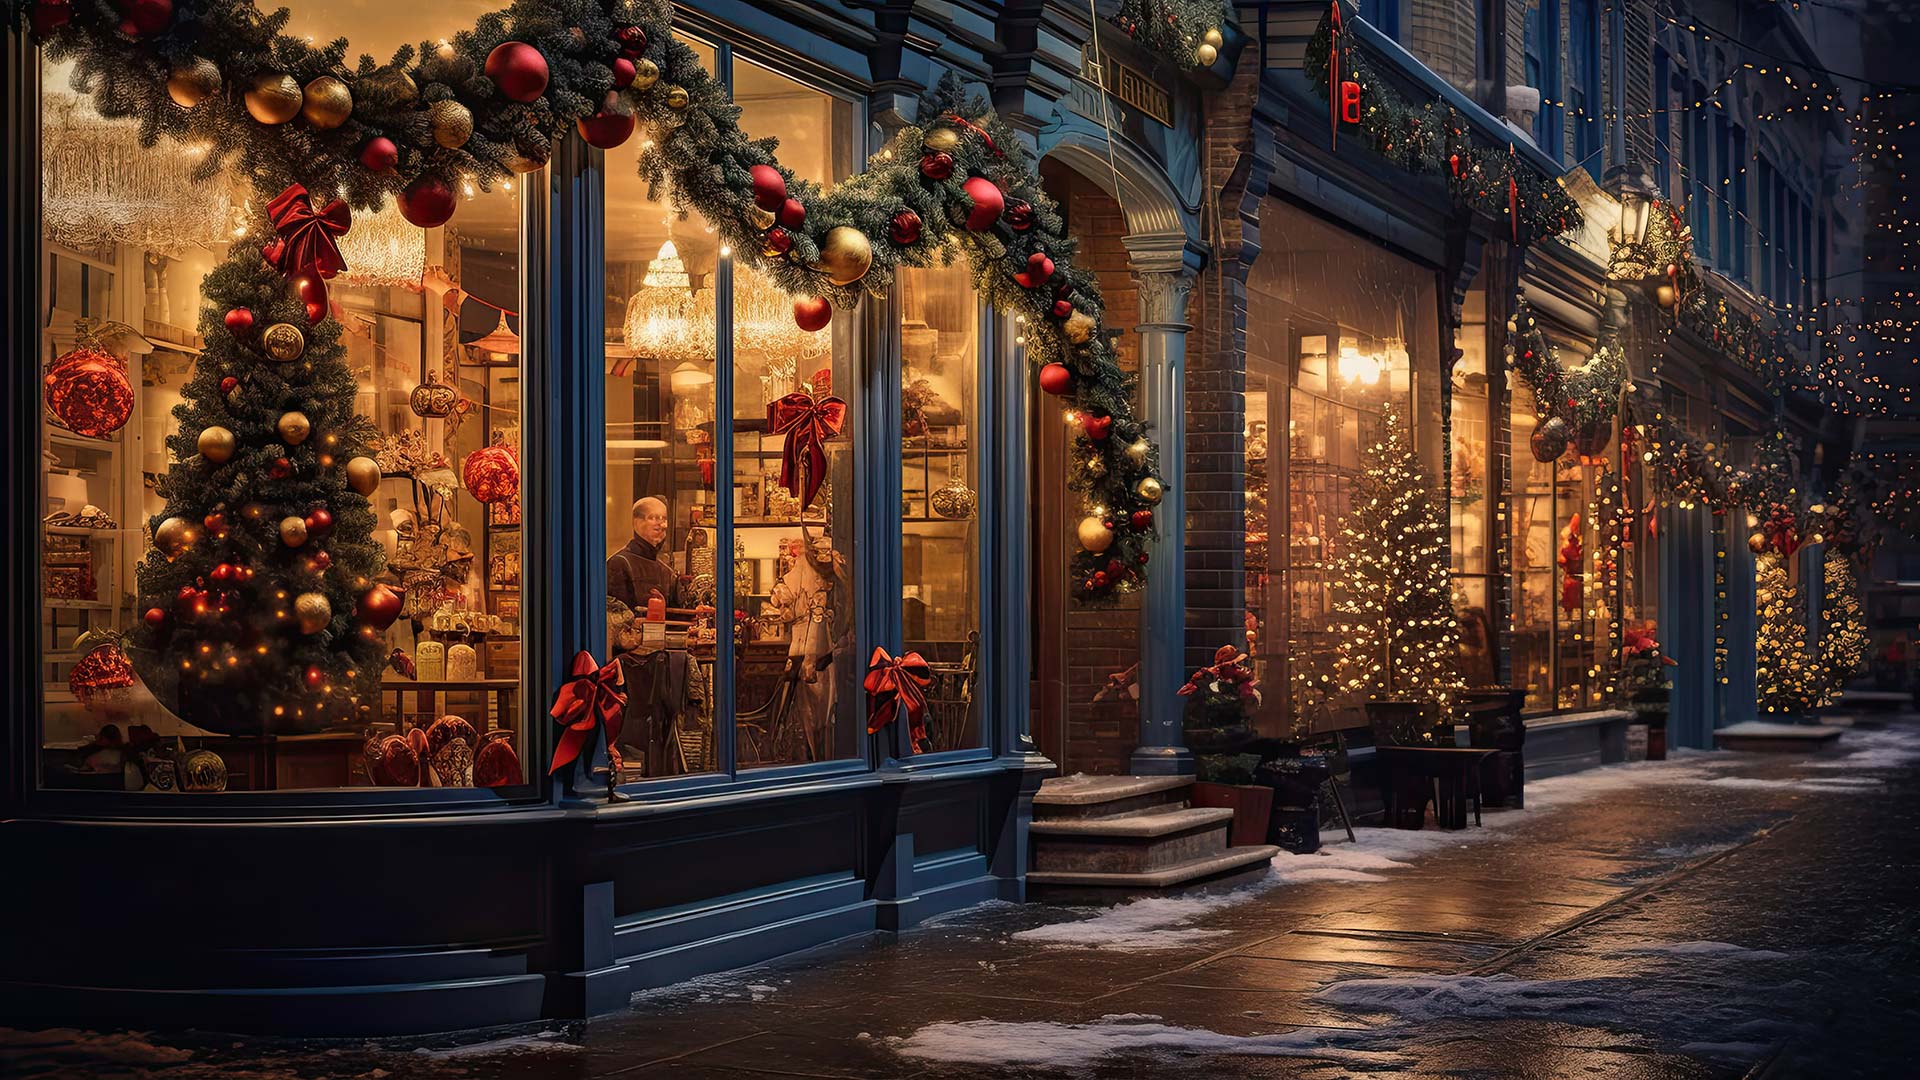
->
xmin=467 ymin=310 xmax=520 ymax=358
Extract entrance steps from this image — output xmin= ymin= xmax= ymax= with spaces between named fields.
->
xmin=1715 ymin=720 xmax=1846 ymax=753
xmin=1028 ymin=775 xmax=1278 ymax=887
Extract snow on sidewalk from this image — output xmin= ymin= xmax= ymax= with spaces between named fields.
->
xmin=887 ymin=1013 xmax=1409 ymax=1069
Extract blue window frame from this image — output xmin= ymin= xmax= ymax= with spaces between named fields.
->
xmin=1689 ymin=82 xmax=1712 ymax=262
xmin=1568 ymin=0 xmax=1601 ymax=166
xmin=1714 ymin=115 xmax=1732 ymax=268
xmin=1731 ymin=124 xmax=1748 ymax=281
xmin=1653 ymin=47 xmax=1673 ymax=195
xmin=1524 ymin=0 xmax=1563 ymax=159
xmin=1360 ymin=0 xmax=1401 ymax=40
xmin=1757 ymin=156 xmax=1775 ymax=297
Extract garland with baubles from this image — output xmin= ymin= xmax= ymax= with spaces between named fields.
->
xmin=1113 ymin=0 xmax=1232 ymax=69
xmin=15 ymin=0 xmax=1164 ymax=602
xmin=1304 ymin=1 xmax=1581 ymax=244
xmin=1505 ymin=300 xmax=1626 ymax=462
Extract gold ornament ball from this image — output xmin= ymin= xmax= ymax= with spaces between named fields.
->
xmin=506 ymin=148 xmax=547 ymax=174
xmin=262 ymin=322 xmax=306 ymax=362
xmin=1125 ymin=439 xmax=1150 ymax=466
xmin=1203 ymin=27 xmax=1225 ymax=47
xmin=1747 ymin=531 xmax=1768 ymax=554
xmin=922 ymin=126 xmax=962 ymax=154
xmin=244 ymin=72 xmax=304 ymax=125
xmin=277 ymin=411 xmax=312 ymax=445
xmin=300 ymin=76 xmax=353 ymax=129
xmin=1196 ymin=43 xmax=1219 ymax=66
xmin=631 ymin=58 xmax=661 ymax=89
xmin=167 ymin=58 xmax=222 ymax=109
xmin=1077 ymin=516 xmax=1114 ymax=554
xmin=294 ymin=591 xmax=333 ymax=634
xmin=1064 ymin=311 xmax=1098 ymax=345
xmin=1134 ymin=476 xmax=1164 ymax=504
xmin=816 ymin=225 xmax=873 ymax=286
xmin=430 ymin=100 xmax=474 ymax=149
xmin=664 ymin=85 xmax=691 ymax=111
xmin=746 ymin=205 xmax=777 ymax=231
xmin=197 ymin=425 xmax=236 ymax=464
xmin=360 ymin=66 xmax=418 ymax=105
xmin=154 ymin=517 xmax=199 ymax=557
xmin=345 ymin=456 xmax=381 ymax=495
xmin=280 ymin=515 xmax=310 ymax=548
xmin=1654 ymin=284 xmax=1677 ymax=308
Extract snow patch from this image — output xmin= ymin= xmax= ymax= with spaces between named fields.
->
xmin=1705 ymin=775 xmax=1884 ymax=792
xmin=887 ymin=1014 xmax=1407 ymax=1068
xmin=1654 ymin=840 xmax=1738 ymax=858
xmin=1614 ymin=940 xmax=1790 ymax=960
xmin=1804 ymin=727 xmax=1920 ymax=771
xmin=1271 ymin=827 xmax=1489 ymax=883
xmin=1316 ymin=974 xmax=1623 ymax=1023
xmin=414 ymin=1031 xmax=584 ymax=1059
xmin=1012 ymin=889 xmax=1258 ymax=950
xmin=0 ymin=1028 xmax=194 ymax=1068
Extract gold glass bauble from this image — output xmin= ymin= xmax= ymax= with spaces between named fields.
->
xmin=300 ymin=76 xmax=353 ymax=129
xmin=1134 ymin=476 xmax=1164 ymax=504
xmin=1195 ymin=43 xmax=1219 ymax=66
xmin=345 ymin=456 xmax=381 ymax=495
xmin=746 ymin=205 xmax=776 ymax=231
xmin=262 ymin=322 xmax=306 ymax=362
xmin=815 ymin=225 xmax=873 ymax=286
xmin=244 ymin=72 xmax=303 ymax=124
xmin=359 ymin=66 xmax=418 ymax=105
xmin=631 ymin=58 xmax=661 ymax=89
xmin=664 ymin=85 xmax=691 ymax=110
xmin=1748 ymin=531 xmax=1768 ymax=554
xmin=506 ymin=147 xmax=547 ymax=173
xmin=1203 ymin=27 xmax=1225 ymax=47
xmin=197 ymin=425 xmax=236 ymax=463
xmin=922 ymin=126 xmax=962 ymax=154
xmin=154 ymin=517 xmax=199 ymax=557
xmin=277 ymin=411 xmax=312 ymax=445
xmin=280 ymin=515 xmax=310 ymax=547
xmin=167 ymin=57 xmax=222 ymax=109
xmin=410 ymin=371 xmax=457 ymax=418
xmin=430 ymin=100 xmax=474 ymax=149
xmin=1077 ymin=516 xmax=1114 ymax=553
xmin=1064 ymin=311 xmax=1098 ymax=345
xmin=294 ymin=591 xmax=333 ymax=634
xmin=931 ymin=476 xmax=978 ymax=521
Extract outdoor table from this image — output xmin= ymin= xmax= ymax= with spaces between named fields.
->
xmin=1375 ymin=746 xmax=1498 ymax=829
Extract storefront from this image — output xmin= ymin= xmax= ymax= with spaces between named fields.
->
xmin=2 ymin=0 xmax=1179 ymax=1036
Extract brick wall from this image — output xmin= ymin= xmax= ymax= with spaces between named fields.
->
xmin=1408 ymin=0 xmax=1480 ymax=97
xmin=1039 ymin=158 xmax=1142 ymax=777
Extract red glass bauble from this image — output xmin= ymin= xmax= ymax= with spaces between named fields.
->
xmin=296 ymin=274 xmax=327 ymax=323
xmin=1091 ymin=571 xmax=1109 ymax=588
xmin=305 ymin=507 xmax=334 ymax=535
xmin=45 ymin=345 xmax=133 ymax=438
xmin=1130 ymin=509 xmax=1154 ymax=530
xmin=220 ymin=376 xmax=239 ymax=395
xmin=961 ymin=176 xmax=1004 ymax=231
xmin=919 ymin=151 xmax=954 ymax=180
xmin=209 ymin=562 xmax=236 ymax=585
xmin=69 ymin=642 xmax=135 ymax=707
xmin=224 ymin=307 xmax=254 ymax=335
xmin=793 ymin=296 xmax=832 ymax=333
xmin=750 ymin=164 xmax=787 ymax=211
xmin=1004 ymin=199 xmax=1034 ymax=231
xmin=311 ymin=550 xmax=332 ymax=573
xmin=114 ymin=0 xmax=170 ymax=36
xmin=611 ymin=57 xmax=636 ymax=88
xmin=576 ymin=92 xmax=635 ymax=149
xmin=357 ymin=584 xmax=402 ymax=630
xmin=462 ymin=444 xmax=520 ymax=503
xmin=144 ymin=606 xmax=167 ymax=627
xmin=399 ymin=174 xmax=455 ymax=228
xmin=1038 ymin=362 xmax=1072 ymax=396
xmin=1082 ymin=414 xmax=1113 ymax=440
xmin=777 ymin=197 xmax=806 ymax=229
xmin=359 ymin=136 xmax=399 ymax=172
xmin=613 ymin=24 xmax=647 ymax=57
xmin=889 ymin=209 xmax=923 ymax=246
xmin=763 ymin=226 xmax=793 ymax=255
xmin=484 ymin=41 xmax=549 ymax=103
xmin=473 ymin=731 xmax=522 ymax=787
xmin=269 ymin=457 xmax=293 ymax=479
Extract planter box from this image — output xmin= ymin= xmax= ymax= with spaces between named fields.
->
xmin=1189 ymin=781 xmax=1274 ymax=848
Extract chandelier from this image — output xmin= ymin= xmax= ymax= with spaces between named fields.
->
xmin=41 ymin=88 xmax=231 ymax=258
xmin=338 ymin=197 xmax=427 ymax=288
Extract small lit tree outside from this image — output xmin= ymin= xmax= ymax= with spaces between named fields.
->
xmin=1754 ymin=551 xmax=1820 ymax=718
xmin=1317 ymin=407 xmax=1464 ymax=742
xmin=1817 ymin=548 xmax=1869 ymax=708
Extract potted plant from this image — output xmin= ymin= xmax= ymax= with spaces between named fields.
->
xmin=1180 ymin=645 xmax=1276 ymax=849
xmin=1623 ymin=621 xmax=1676 ymax=760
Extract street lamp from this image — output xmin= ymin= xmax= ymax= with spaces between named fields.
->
xmin=1606 ymin=167 xmax=1660 ymax=249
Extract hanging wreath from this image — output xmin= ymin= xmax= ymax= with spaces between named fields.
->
xmin=15 ymin=0 xmax=1162 ymax=602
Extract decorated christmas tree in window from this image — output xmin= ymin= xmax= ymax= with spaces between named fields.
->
xmin=1754 ymin=551 xmax=1819 ymax=718
xmin=1312 ymin=406 xmax=1464 ymax=743
xmin=1817 ymin=548 xmax=1868 ymax=708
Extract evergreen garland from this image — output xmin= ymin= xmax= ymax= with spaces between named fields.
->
xmin=1112 ymin=0 xmax=1232 ymax=68
xmin=1303 ymin=4 xmax=1582 ymax=244
xmin=1505 ymin=299 xmax=1625 ymax=435
xmin=16 ymin=0 xmax=1165 ymax=603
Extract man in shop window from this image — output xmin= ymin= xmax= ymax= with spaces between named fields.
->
xmin=609 ymin=496 xmax=683 ymax=611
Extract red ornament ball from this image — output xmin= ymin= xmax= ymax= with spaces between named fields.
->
xmin=304 ymin=507 xmax=334 ymax=536
xmin=576 ymin=92 xmax=635 ymax=149
xmin=220 ymin=376 xmax=239 ymax=395
xmin=473 ymin=732 xmax=522 ymax=787
xmin=1130 ymin=509 xmax=1153 ymax=530
xmin=1051 ymin=299 xmax=1074 ymax=319
xmin=762 ymin=226 xmax=793 ymax=255
xmin=144 ymin=606 xmax=168 ymax=627
xmin=889 ymin=209 xmax=923 ymax=246
xmin=203 ymin=511 xmax=228 ymax=536
xmin=1004 ymin=199 xmax=1034 ymax=231
xmin=961 ymin=176 xmax=1004 ymax=231
xmin=29 ymin=0 xmax=73 ymax=37
xmin=357 ymin=584 xmax=403 ymax=630
xmin=224 ymin=307 xmax=254 ymax=335
xmin=1091 ymin=571 xmax=1110 ymax=588
xmin=296 ymin=274 xmax=328 ymax=324
xmin=45 ymin=345 xmax=133 ymax=438
xmin=269 ymin=457 xmax=293 ymax=479
xmin=1082 ymin=414 xmax=1113 ymax=441
xmin=793 ymin=296 xmax=832 ymax=333
xmin=462 ymin=444 xmax=521 ymax=504
xmin=114 ymin=0 xmax=170 ymax=36
xmin=209 ymin=562 xmax=237 ymax=585
xmin=311 ymin=550 xmax=332 ymax=573
xmin=611 ymin=57 xmax=636 ymax=88
xmin=777 ymin=197 xmax=806 ymax=229
xmin=613 ymin=24 xmax=648 ymax=57
xmin=69 ymin=642 xmax=136 ymax=708
xmin=1038 ymin=362 xmax=1073 ymax=396
xmin=920 ymin=151 xmax=955 ymax=180
xmin=399 ymin=174 xmax=456 ymax=228
xmin=484 ymin=41 xmax=549 ymax=103
xmin=303 ymin=664 xmax=326 ymax=690
xmin=750 ymin=164 xmax=787 ymax=211
xmin=359 ymin=136 xmax=399 ymax=172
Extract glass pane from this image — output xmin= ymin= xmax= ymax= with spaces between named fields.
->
xmin=40 ymin=5 xmax=535 ymax=794
xmin=602 ymin=40 xmax=721 ymax=782
xmin=1510 ymin=383 xmax=1555 ymax=711
xmin=900 ymin=263 xmax=981 ymax=753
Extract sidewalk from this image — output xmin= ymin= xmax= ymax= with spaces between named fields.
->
xmin=8 ymin=720 xmax=1918 ymax=1079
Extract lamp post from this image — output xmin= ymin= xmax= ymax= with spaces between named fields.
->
xmin=1608 ymin=167 xmax=1658 ymax=249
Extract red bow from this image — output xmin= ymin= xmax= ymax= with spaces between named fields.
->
xmin=547 ymin=650 xmax=627 ymax=776
xmin=263 ymin=183 xmax=351 ymax=323
xmin=1763 ymin=513 xmax=1801 ymax=559
xmin=767 ymin=391 xmax=847 ymax=511
xmin=864 ymin=646 xmax=932 ymax=750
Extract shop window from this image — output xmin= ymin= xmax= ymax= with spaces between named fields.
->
xmin=1523 ymin=0 xmax=1562 ymax=160
xmin=39 ymin=3 xmax=533 ymax=793
xmin=602 ymin=39 xmax=720 ymax=781
xmin=900 ymin=264 xmax=983 ymax=753
xmin=1568 ymin=0 xmax=1600 ymax=166
xmin=1450 ymin=281 xmax=1498 ymax=688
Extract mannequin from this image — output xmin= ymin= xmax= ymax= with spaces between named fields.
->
xmin=768 ymin=527 xmax=848 ymax=760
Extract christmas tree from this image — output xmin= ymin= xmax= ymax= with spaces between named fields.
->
xmin=1817 ymin=548 xmax=1868 ymax=708
xmin=1754 ymin=551 xmax=1819 ymax=718
xmin=131 ymin=223 xmax=390 ymax=734
xmin=1320 ymin=407 xmax=1464 ymax=741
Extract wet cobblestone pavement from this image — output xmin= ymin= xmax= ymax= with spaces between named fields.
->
xmin=7 ymin=719 xmax=1918 ymax=1079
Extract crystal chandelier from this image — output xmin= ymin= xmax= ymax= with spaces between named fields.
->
xmin=40 ymin=88 xmax=231 ymax=258
xmin=623 ymin=239 xmax=714 ymax=364
xmin=338 ymin=197 xmax=427 ymax=288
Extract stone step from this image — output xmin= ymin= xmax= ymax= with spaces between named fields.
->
xmin=1715 ymin=720 xmax=1846 ymax=753
xmin=1032 ymin=774 xmax=1194 ymax=821
xmin=1027 ymin=844 xmax=1281 ymax=888
xmin=1031 ymin=808 xmax=1236 ymax=875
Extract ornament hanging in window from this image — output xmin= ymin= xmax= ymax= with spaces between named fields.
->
xmin=410 ymin=368 xmax=457 ymax=418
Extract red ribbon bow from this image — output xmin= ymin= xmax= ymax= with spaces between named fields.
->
xmin=864 ymin=646 xmax=932 ymax=750
xmin=547 ymin=650 xmax=627 ymax=776
xmin=264 ymin=183 xmax=351 ymax=322
xmin=767 ymin=391 xmax=847 ymax=511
